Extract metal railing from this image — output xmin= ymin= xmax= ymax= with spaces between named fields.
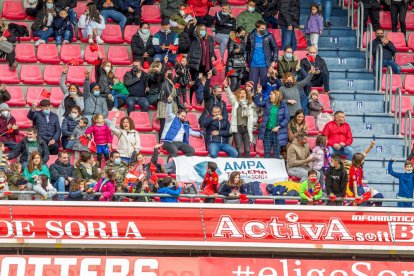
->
xmin=347 ymin=0 xmax=355 ymax=28
xmin=404 ymin=110 xmax=413 ymax=158
xmin=384 ymin=66 xmax=393 ymax=113
xmin=394 ymin=87 xmax=403 ymax=135
xmin=365 ymin=23 xmax=373 ymax=70
xmin=374 ymin=44 xmax=384 ymax=91
xmin=356 ymin=1 xmax=364 ymax=48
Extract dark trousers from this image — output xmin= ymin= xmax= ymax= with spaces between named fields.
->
xmin=1 ymin=50 xmax=16 ymax=67
xmin=233 ymin=125 xmax=250 ymax=157
xmin=158 ymin=118 xmax=165 ymax=142
xmin=263 ymin=129 xmax=280 ymax=158
xmin=391 ymin=1 xmax=408 ymax=35
xmin=126 ymin=96 xmax=149 ymax=115
xmin=249 ymin=66 xmax=268 ymax=90
xmin=363 ymin=7 xmax=380 ymax=31
xmin=310 ymin=71 xmax=330 ymax=92
xmin=229 ymin=77 xmax=242 ymax=92
xmin=48 ymin=142 xmax=59 ymax=155
xmin=163 ymin=141 xmax=195 ymax=161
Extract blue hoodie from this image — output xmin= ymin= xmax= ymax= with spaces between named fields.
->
xmin=388 ymin=160 xmax=414 ymax=199
xmin=157 ymin=186 xmax=183 ymax=203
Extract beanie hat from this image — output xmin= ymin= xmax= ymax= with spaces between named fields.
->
xmin=0 ymin=103 xmax=9 ymax=111
xmin=245 ymin=81 xmax=254 ymax=88
xmin=309 ymin=90 xmax=319 ymax=99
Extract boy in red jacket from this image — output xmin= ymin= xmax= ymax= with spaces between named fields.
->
xmin=200 ymin=162 xmax=219 ymax=203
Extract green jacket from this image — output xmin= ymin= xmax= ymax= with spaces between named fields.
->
xmin=170 ymin=14 xmax=187 ymax=34
xmin=104 ymin=161 xmax=129 ymax=187
xmin=236 ymin=11 xmax=263 ymax=33
xmin=23 ymin=165 xmax=51 ymax=184
xmin=112 ymin=82 xmax=129 ymax=96
xmin=299 ymin=180 xmax=322 ymax=201
xmin=277 ymin=55 xmax=299 ymax=79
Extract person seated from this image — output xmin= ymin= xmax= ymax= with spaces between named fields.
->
xmin=117 ymin=0 xmax=141 ymax=25
xmin=287 ymin=132 xmax=317 ymax=182
xmin=157 ymin=177 xmax=182 ymax=203
xmin=322 ymin=111 xmax=354 ymax=160
xmin=236 ymin=0 xmax=263 ymax=33
xmin=288 ymin=109 xmax=308 ymax=143
xmin=94 ymin=0 xmax=127 ymax=32
xmin=299 ymin=169 xmax=322 ymax=205
xmin=103 ymin=151 xmax=129 ymax=187
xmin=54 ymin=0 xmax=77 ymax=25
xmin=278 ymin=46 xmax=301 ymax=79
xmin=124 ymin=59 xmax=149 ymax=114
xmin=131 ymin=22 xmax=155 ymax=63
xmin=152 ymin=18 xmax=179 ymax=64
xmin=32 ymin=0 xmax=56 ymax=47
xmin=219 ymin=171 xmax=247 ymax=204
xmin=24 ymin=0 xmax=40 ymax=18
xmin=53 ymin=9 xmax=75 ymax=47
xmin=169 ymin=3 xmax=195 ymax=34
xmin=0 ymin=103 xmax=18 ymax=150
xmin=0 ymin=21 xmax=18 ymax=70
xmin=160 ymin=0 xmax=181 ymax=19
xmin=372 ymin=28 xmax=400 ymax=74
xmin=201 ymin=106 xmax=238 ymax=158
xmin=78 ymin=3 xmax=106 ymax=44
xmin=199 ymin=79 xmax=228 ymax=125
xmin=49 ymin=151 xmax=76 ymax=200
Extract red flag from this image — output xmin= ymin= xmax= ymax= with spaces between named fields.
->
xmin=355 ymin=191 xmax=372 ymax=205
xmin=89 ymin=43 xmax=99 ymax=52
xmin=3 ymin=191 xmax=12 ymax=196
xmin=168 ymin=45 xmax=178 ymax=52
xmin=176 ymin=54 xmax=183 ymax=64
xmin=5 ymin=129 xmax=13 ymax=134
xmin=68 ymin=58 xmax=79 ymax=66
xmin=2 ymin=29 xmax=10 ymax=38
xmin=214 ymin=63 xmax=224 ymax=72
xmin=79 ymin=135 xmax=89 ymax=146
xmin=183 ymin=6 xmax=194 ymax=15
xmin=174 ymin=83 xmax=180 ymax=89
xmin=234 ymin=37 xmax=241 ymax=45
xmin=143 ymin=61 xmax=150 ymax=69
xmin=240 ymin=194 xmax=247 ymax=201
xmin=91 ymin=59 xmax=101 ymax=66
xmin=329 ymin=194 xmax=337 ymax=202
xmin=226 ymin=69 xmax=236 ymax=77
xmin=40 ymin=89 xmax=51 ymax=98
xmin=88 ymin=140 xmax=96 ymax=153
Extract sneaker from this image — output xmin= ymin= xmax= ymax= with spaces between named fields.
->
xmin=63 ymin=40 xmax=69 ymax=44
xmin=324 ymin=21 xmax=332 ymax=28
xmin=108 ymin=94 xmax=114 ymax=101
xmin=96 ymin=36 xmax=104 ymax=44
xmin=88 ymin=38 xmax=94 ymax=44
xmin=34 ymin=39 xmax=45 ymax=47
xmin=328 ymin=94 xmax=335 ymax=100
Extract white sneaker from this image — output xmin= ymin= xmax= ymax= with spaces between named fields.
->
xmin=63 ymin=40 xmax=69 ymax=44
xmin=108 ymin=94 xmax=114 ymax=101
xmin=35 ymin=39 xmax=45 ymax=47
xmin=88 ymin=38 xmax=94 ymax=44
xmin=96 ymin=36 xmax=104 ymax=44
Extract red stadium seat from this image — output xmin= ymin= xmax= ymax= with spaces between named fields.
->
xmin=407 ymin=13 xmax=414 ymax=30
xmin=15 ymin=44 xmax=37 ymax=63
xmin=189 ymin=136 xmax=209 ymax=156
xmin=408 ymin=33 xmax=414 ymax=51
xmin=114 ymin=67 xmax=131 ymax=80
xmin=46 ymin=155 xmax=58 ymax=167
xmin=73 ymin=1 xmax=87 ymax=19
xmin=124 ymin=25 xmax=139 ymax=44
xmin=139 ymin=134 xmax=158 ymax=154
xmin=0 ymin=65 xmax=19 ymax=84
xmin=37 ymin=44 xmax=60 ymax=64
xmin=305 ymin=116 xmax=319 ymax=136
xmin=43 ymin=65 xmax=64 ymax=85
xmin=362 ymin=31 xmax=376 ymax=48
xmin=152 ymin=114 xmax=160 ymax=132
xmin=186 ymin=113 xmax=200 ymax=131
xmin=10 ymin=108 xmax=32 ymax=129
xmin=2 ymin=1 xmax=26 ymax=20
xmin=141 ymin=5 xmax=162 ymax=24
xmin=26 ymin=87 xmax=50 ymax=106
xmin=84 ymin=44 xmax=105 ymax=64
xmin=220 ymin=91 xmax=232 ymax=112
xmin=387 ymin=32 xmax=408 ymax=52
xmin=400 ymin=119 xmax=414 ymax=137
xmin=67 ymin=66 xmax=88 ymax=85
xmin=380 ymin=11 xmax=392 ymax=30
xmin=149 ymin=25 xmax=162 ymax=34
xmin=227 ymin=0 xmax=245 ymax=4
xmin=404 ymin=75 xmax=414 ymax=94
xmin=395 ymin=53 xmax=414 ymax=73
xmin=107 ymin=110 xmax=125 ymax=125
xmin=255 ymin=140 xmax=264 ymax=157
xmin=6 ymin=86 xmax=25 ymax=107
xmin=295 ymin=29 xmax=308 ymax=49
xmin=191 ymin=94 xmax=204 ymax=111
xmin=60 ymin=44 xmax=83 ymax=64
xmin=268 ymin=29 xmax=282 ymax=48
xmin=381 ymin=74 xmax=403 ymax=93
xmin=20 ymin=65 xmax=43 ymax=84
xmin=50 ymin=87 xmax=65 ymax=107
xmin=319 ymin=94 xmax=334 ymax=114
xmin=231 ymin=7 xmax=245 ymax=17
xmin=108 ymin=46 xmax=131 ymax=65
xmin=129 ymin=112 xmax=152 ymax=131
xmin=294 ymin=50 xmax=307 ymax=61
xmin=101 ymin=25 xmax=124 ymax=44
xmin=392 ymin=95 xmax=412 ymax=115
xmin=208 ymin=6 xmax=221 ymax=16
xmin=307 ymin=136 xmax=317 ymax=149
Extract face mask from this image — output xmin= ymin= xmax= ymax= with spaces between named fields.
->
xmin=376 ymin=35 xmax=384 ymax=40
xmin=200 ymin=30 xmax=206 ymax=37
xmin=1 ymin=111 xmax=9 ymax=117
xmin=307 ymin=54 xmax=316 ymax=63
xmin=70 ymin=91 xmax=77 ymax=97
xmin=140 ymin=28 xmax=150 ymax=35
xmin=406 ymin=169 xmax=413 ymax=174
xmin=239 ymin=35 xmax=245 ymax=40
xmin=46 ymin=3 xmax=54 ymax=9
xmin=27 ymin=137 xmax=35 ymax=142
xmin=114 ymin=158 xmax=121 ymax=165
xmin=179 ymin=10 xmax=185 ymax=16
xmin=42 ymin=109 xmax=50 ymax=115
xmin=248 ymin=7 xmax=255 ymax=12
xmin=0 ymin=178 xmax=5 ymax=183
xmin=70 ymin=113 xmax=78 ymax=119
xmin=309 ymin=177 xmax=317 ymax=183
xmin=215 ymin=94 xmax=222 ymax=101
xmin=161 ymin=29 xmax=170 ymax=33
xmin=93 ymin=91 xmax=100 ymax=96
xmin=104 ymin=66 xmax=111 ymax=73
xmin=167 ymin=73 xmax=173 ymax=79
xmin=285 ymin=53 xmax=293 ymax=60
xmin=222 ymin=11 xmax=228 ymax=16
xmin=285 ymin=81 xmax=294 ymax=88
xmin=259 ymin=30 xmax=266 ymax=36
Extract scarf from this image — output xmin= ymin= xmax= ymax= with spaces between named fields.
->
xmin=200 ymin=38 xmax=211 ymax=71
xmin=139 ymin=30 xmax=150 ymax=44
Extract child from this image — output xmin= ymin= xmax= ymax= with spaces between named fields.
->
xmin=193 ymin=72 xmax=211 ymax=105
xmin=93 ymin=168 xmax=116 ymax=201
xmin=68 ymin=117 xmax=89 ymax=160
xmin=7 ymin=162 xmax=22 ymax=199
xmin=388 ymin=158 xmax=414 ymax=208
xmin=157 ymin=177 xmax=182 ymax=203
xmin=348 ymin=153 xmax=366 ymax=205
xmin=16 ymin=179 xmax=33 ymax=200
xmin=0 ymin=171 xmax=10 ymax=200
xmin=325 ymin=154 xmax=348 ymax=206
xmin=85 ymin=114 xmax=112 ymax=167
xmin=174 ymin=56 xmax=191 ymax=107
xmin=110 ymin=77 xmax=129 ymax=110
xmin=200 ymin=162 xmax=219 ymax=203
xmin=53 ymin=9 xmax=74 ymax=46
xmin=66 ymin=178 xmax=86 ymax=201
xmin=308 ymin=89 xmax=323 ymax=119
xmin=310 ymin=135 xmax=329 ymax=187
xmin=299 ymin=169 xmax=323 ymax=205
xmin=304 ymin=4 xmax=323 ymax=49
xmin=0 ymin=143 xmax=7 ymax=172
xmin=33 ymin=174 xmax=57 ymax=201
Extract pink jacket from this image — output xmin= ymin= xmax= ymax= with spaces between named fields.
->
xmin=85 ymin=124 xmax=113 ymax=145
xmin=94 ymin=177 xmax=115 ymax=201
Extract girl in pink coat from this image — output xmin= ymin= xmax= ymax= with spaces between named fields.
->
xmin=85 ymin=113 xmax=113 ymax=167
xmin=93 ymin=168 xmax=116 ymax=201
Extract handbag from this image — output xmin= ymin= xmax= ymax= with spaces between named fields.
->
xmin=231 ymin=57 xmax=246 ymax=68
xmin=316 ymin=112 xmax=333 ymax=132
xmin=0 ymin=41 xmax=14 ymax=54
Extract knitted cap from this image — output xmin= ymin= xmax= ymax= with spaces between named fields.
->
xmin=0 ymin=103 xmax=9 ymax=111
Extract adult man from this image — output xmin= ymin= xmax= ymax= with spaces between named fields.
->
xmin=49 ymin=151 xmax=76 ymax=200
xmin=213 ymin=3 xmax=236 ymax=60
xmin=124 ymin=59 xmax=150 ymax=115
xmin=104 ymin=151 xmax=129 ymax=187
xmin=8 ymin=128 xmax=49 ymax=167
xmin=152 ymin=18 xmax=179 ymax=63
xmin=94 ymin=0 xmax=127 ymax=31
xmin=169 ymin=3 xmax=194 ymax=34
xmin=322 ymin=111 xmax=354 ymax=160
xmin=236 ymin=0 xmax=263 ymax=33
xmin=358 ymin=0 xmax=381 ymax=32
xmin=287 ymin=132 xmax=316 ymax=183
xmin=199 ymin=79 xmax=229 ymax=125
xmin=201 ymin=106 xmax=238 ymax=158
xmin=0 ymin=103 xmax=19 ymax=150
xmin=28 ymin=99 xmax=61 ymax=155
xmin=278 ymin=0 xmax=300 ymax=50
xmin=372 ymin=28 xmax=400 ymax=74
xmin=160 ymin=0 xmax=182 ymax=19
xmin=246 ymin=20 xmax=278 ymax=88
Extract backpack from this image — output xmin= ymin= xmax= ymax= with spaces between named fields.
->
xmin=245 ymin=181 xmax=263 ymax=203
xmin=7 ymin=23 xmax=29 ymax=43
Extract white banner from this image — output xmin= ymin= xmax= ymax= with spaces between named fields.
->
xmin=173 ymin=156 xmax=288 ymax=184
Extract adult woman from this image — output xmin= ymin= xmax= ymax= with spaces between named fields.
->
xmin=78 ymin=2 xmax=106 ymax=44
xmin=146 ymin=60 xmax=163 ymax=108
xmin=57 ymin=65 xmax=84 ymax=122
xmin=110 ymin=110 xmax=141 ymax=163
xmin=82 ymin=72 xmax=108 ymax=125
xmin=280 ymin=71 xmax=314 ymax=118
xmin=219 ymin=171 xmax=247 ymax=204
xmin=254 ymin=89 xmax=290 ymax=158
xmin=187 ymin=24 xmax=216 ymax=81
xmin=76 ymin=152 xmax=99 ymax=186
xmin=32 ymin=0 xmax=56 ymax=47
xmin=277 ymin=46 xmax=301 ymax=79
xmin=96 ymin=52 xmax=115 ymax=110
xmin=0 ymin=20 xmax=17 ymax=70
xmin=23 ymin=151 xmax=50 ymax=184
xmin=61 ymin=106 xmax=81 ymax=149
xmin=391 ymin=0 xmax=409 ymax=35
xmin=131 ymin=22 xmax=155 ymax=63
xmin=288 ymin=109 xmax=309 ymax=143
xmin=225 ymin=84 xmax=257 ymax=158
xmin=226 ymin=26 xmax=247 ymax=91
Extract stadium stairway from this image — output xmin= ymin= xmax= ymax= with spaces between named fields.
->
xmin=301 ymin=1 xmax=404 ymax=204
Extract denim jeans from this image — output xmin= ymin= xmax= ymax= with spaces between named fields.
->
xmin=280 ymin=26 xmax=297 ymax=51
xmin=100 ymin=9 xmax=127 ymax=30
xmin=126 ymin=96 xmax=149 ymax=114
xmin=329 ymin=146 xmax=354 ymax=161
xmin=248 ymin=66 xmax=268 ymax=89
xmin=34 ymin=28 xmax=54 ymax=42
xmin=55 ymin=30 xmax=71 ymax=45
xmin=382 ymin=59 xmax=401 ymax=74
xmin=213 ymin=33 xmax=229 ymax=60
xmin=208 ymin=143 xmax=238 ymax=158
xmin=313 ymin=0 xmax=332 ymax=22
xmin=54 ymin=176 xmax=67 ymax=200
xmin=65 ymin=140 xmax=75 ymax=149
xmin=111 ymin=91 xmax=128 ymax=109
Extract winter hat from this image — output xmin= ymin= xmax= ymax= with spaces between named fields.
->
xmin=309 ymin=89 xmax=319 ymax=99
xmin=0 ymin=103 xmax=9 ymax=111
xmin=245 ymin=81 xmax=254 ymax=88
xmin=16 ymin=179 xmax=28 ymax=186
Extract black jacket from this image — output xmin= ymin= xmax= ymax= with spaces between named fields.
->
xmin=8 ymin=137 xmax=50 ymax=164
xmin=124 ymin=70 xmax=148 ymax=98
xmin=131 ymin=32 xmax=155 ymax=60
xmin=277 ymin=0 xmax=300 ymax=27
xmin=55 ymin=0 xmax=77 ymax=10
xmin=246 ymin=30 xmax=278 ymax=67
xmin=32 ymin=8 xmax=56 ymax=32
xmin=214 ymin=11 xmax=236 ymax=34
xmin=49 ymin=160 xmax=77 ymax=183
xmin=226 ymin=35 xmax=247 ymax=77
xmin=300 ymin=55 xmax=329 ymax=82
xmin=27 ymin=109 xmax=61 ymax=143
xmin=199 ymin=84 xmax=229 ymax=125
xmin=372 ymin=38 xmax=397 ymax=60
xmin=325 ymin=162 xmax=348 ymax=196
xmin=187 ymin=35 xmax=216 ymax=71
xmin=219 ymin=183 xmax=246 ymax=197
xmin=256 ymin=0 xmax=280 ymax=17
xmin=201 ymin=116 xmax=232 ymax=144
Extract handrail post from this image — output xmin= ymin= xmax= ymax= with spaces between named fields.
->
xmin=384 ymin=66 xmax=392 ymax=114
xmin=404 ymin=111 xmax=413 ymax=158
xmin=375 ymin=44 xmax=383 ymax=91
xmin=365 ymin=23 xmax=373 ymax=70
xmin=394 ymin=87 xmax=402 ymax=135
xmin=356 ymin=3 xmax=361 ymax=47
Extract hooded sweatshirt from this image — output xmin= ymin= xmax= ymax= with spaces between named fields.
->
xmin=325 ymin=162 xmax=348 ymax=196
xmin=388 ymin=160 xmax=414 ymax=198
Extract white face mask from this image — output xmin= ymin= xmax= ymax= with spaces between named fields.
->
xmin=248 ymin=6 xmax=255 ymax=12
xmin=406 ymin=169 xmax=413 ymax=173
xmin=179 ymin=10 xmax=185 ymax=16
xmin=1 ymin=111 xmax=9 ymax=117
xmin=104 ymin=66 xmax=111 ymax=73
xmin=71 ymin=113 xmax=78 ymax=119
xmin=0 ymin=178 xmax=5 ymax=183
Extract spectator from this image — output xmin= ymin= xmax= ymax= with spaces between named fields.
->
xmin=188 ymin=24 xmax=216 ymax=80
xmin=193 ymin=72 xmax=210 ymax=105
xmin=0 ymin=143 xmax=8 ymax=172
xmin=131 ymin=22 xmax=155 ymax=62
xmin=23 ymin=151 xmax=51 ymax=185
xmin=313 ymin=0 xmax=332 ymax=27
xmin=157 ymin=177 xmax=182 ymax=203
xmin=61 ymin=106 xmax=81 ymax=149
xmin=213 ymin=3 xmax=236 ymax=60
xmin=202 ymin=106 xmax=238 ymax=158
xmin=200 ymin=161 xmax=219 ymax=203
xmin=85 ymin=114 xmax=112 ymax=167
xmin=277 ymin=46 xmax=301 ymax=79
xmin=104 ymin=151 xmax=129 ymax=187
xmin=160 ymin=0 xmax=182 ymax=19
xmin=304 ymin=4 xmax=324 ymax=49
xmin=287 ymin=132 xmax=315 ymax=182
xmin=53 ymin=9 xmax=74 ymax=47
xmin=66 ymin=117 xmax=89 ymax=160
xmin=57 ymin=65 xmax=84 ymax=122
xmin=54 ymin=0 xmax=77 ymax=25
xmin=177 ymin=17 xmax=197 ymax=54
xmin=310 ymin=134 xmax=328 ymax=186
xmin=7 ymin=162 xmax=23 ymax=199
xmin=0 ymin=103 xmax=19 ymax=150
xmin=8 ymin=128 xmax=49 ymax=168
xmin=146 ymin=60 xmax=163 ymax=107
xmin=388 ymin=158 xmax=414 ymax=207
xmin=278 ymin=0 xmax=300 ymax=50
xmin=254 ymin=89 xmax=290 ymax=158
xmin=308 ymin=89 xmax=323 ymax=119
xmin=358 ymin=0 xmax=380 ymax=31
xmin=298 ymin=169 xmax=322 ymax=205
xmin=288 ymin=109 xmax=309 ymax=143
xmin=391 ymin=0 xmax=409 ymax=35
xmin=83 ymin=73 xmax=109 ymax=123
xmin=49 ymin=151 xmax=76 ymax=200
xmin=348 ymin=153 xmax=367 ymax=205
xmin=225 ymin=84 xmax=257 ymax=158
xmin=261 ymin=67 xmax=282 ymax=101
xmin=94 ymin=0 xmax=127 ymax=32
xmin=124 ymin=59 xmax=149 ymax=114
xmin=219 ymin=171 xmax=246 ymax=204
xmin=161 ymin=102 xmax=200 ymax=160
xmin=66 ymin=178 xmax=86 ymax=201
xmin=110 ymin=77 xmax=128 ymax=110
xmin=76 ymin=152 xmax=99 ymax=186
xmin=93 ymin=168 xmax=116 ymax=201
xmin=110 ymin=110 xmax=141 ymax=163
xmin=186 ymin=0 xmax=214 ymax=26
xmin=174 ymin=56 xmax=191 ymax=107
xmin=281 ymin=71 xmax=314 ymax=118
xmin=24 ymin=0 xmax=40 ymax=18
xmin=78 ymin=3 xmax=106 ymax=44
xmin=0 ymin=21 xmax=17 ymax=70
xmin=117 ymin=0 xmax=141 ymax=25
xmin=170 ymin=3 xmax=194 ymax=34
xmin=33 ymin=174 xmax=57 ymax=201
xmin=256 ymin=0 xmax=279 ymax=29
xmin=152 ymin=18 xmax=179 ymax=64
xmin=236 ymin=0 xmax=263 ymax=33
xmin=226 ymin=27 xmax=248 ymax=91
xmin=0 ymin=171 xmax=9 ymax=200
xmin=372 ymin=28 xmax=400 ymax=74
xmin=325 ymin=154 xmax=348 ymax=206
xmin=96 ymin=52 xmax=115 ymax=110
xmin=300 ymin=46 xmax=332 ymax=99
xmin=16 ymin=179 xmax=33 ymax=201
xmin=246 ymin=20 xmax=278 ymax=89
xmin=199 ymin=78 xmax=228 ymax=127
xmin=32 ymin=0 xmax=56 ymax=47
xmin=322 ymin=111 xmax=354 ymax=160
xmin=28 ymin=99 xmax=61 ymax=155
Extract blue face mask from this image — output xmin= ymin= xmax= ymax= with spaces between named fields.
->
xmin=46 ymin=3 xmax=54 ymax=9
xmin=42 ymin=109 xmax=50 ymax=115
xmin=285 ymin=53 xmax=293 ymax=60
xmin=114 ymin=158 xmax=121 ymax=165
xmin=93 ymin=91 xmax=100 ymax=97
xmin=200 ymin=30 xmax=206 ymax=37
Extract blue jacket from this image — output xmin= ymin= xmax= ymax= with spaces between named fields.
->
xmin=28 ymin=110 xmax=61 ymax=143
xmin=254 ymin=94 xmax=290 ymax=146
xmin=262 ymin=77 xmax=282 ymax=101
xmin=117 ymin=0 xmax=140 ymax=12
xmin=152 ymin=30 xmax=179 ymax=54
xmin=201 ymin=116 xmax=232 ymax=144
xmin=388 ymin=160 xmax=414 ymax=198
xmin=62 ymin=116 xmax=79 ymax=138
xmin=53 ymin=15 xmax=74 ymax=39
xmin=158 ymin=186 xmax=182 ymax=202
xmin=246 ymin=30 xmax=278 ymax=67
xmin=161 ymin=103 xmax=193 ymax=144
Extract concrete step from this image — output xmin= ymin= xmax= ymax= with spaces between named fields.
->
xmin=320 ymin=27 xmax=356 ymax=38
xmin=329 ymin=79 xmax=375 ymax=91
xmin=300 ymin=15 xmax=348 ymax=27
xmin=318 ymin=36 xmax=357 ymax=49
xmin=362 ymin=158 xmax=406 ymax=168
xmin=345 ymin=113 xmax=395 ymax=124
xmin=364 ymin=168 xmax=399 ymax=184
xmin=330 ymin=90 xmax=382 ymax=101
xmin=329 ymin=70 xmax=373 ymax=80
xmin=319 ymin=49 xmax=365 ymax=59
xmin=324 ymin=57 xmax=366 ymax=69
xmin=300 ymin=7 xmax=347 ymax=17
xmin=333 ymin=100 xmax=384 ymax=113
xmin=350 ymin=123 xmax=395 ymax=135
xmin=353 ymin=144 xmax=404 ymax=158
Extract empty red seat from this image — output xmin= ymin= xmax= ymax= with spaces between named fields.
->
xmin=10 ymin=108 xmax=32 ymax=129
xmin=407 ymin=13 xmax=414 ymax=30
xmin=191 ymin=94 xmax=204 ymax=111
xmin=400 ymin=119 xmax=414 ymax=137
xmin=67 ymin=66 xmax=88 ymax=85
xmin=46 ymin=155 xmax=58 ymax=167
xmin=186 ymin=113 xmax=200 ymax=131
xmin=395 ymin=53 xmax=414 ymax=73
xmin=108 ymin=46 xmax=131 ymax=65
xmin=114 ymin=67 xmax=131 ymax=80
xmin=107 ymin=110 xmax=124 ymax=125
xmin=149 ymin=25 xmax=162 ymax=34
xmin=231 ymin=7 xmax=245 ymax=17
xmin=84 ymin=44 xmax=105 ymax=65
xmin=404 ymin=75 xmax=414 ymax=94
xmin=2 ymin=1 xmax=26 ymax=20
xmin=15 ymin=44 xmax=37 ymax=63
xmin=141 ymin=5 xmax=162 ymax=23
xmin=305 ymin=116 xmax=319 ymax=135
xmin=408 ymin=33 xmax=414 ymax=51
xmin=295 ymin=29 xmax=307 ymax=49
xmin=26 ymin=87 xmax=50 ymax=106
xmin=60 ymin=44 xmax=83 ymax=64
xmin=50 ymin=87 xmax=65 ymax=107
xmin=294 ymin=50 xmax=307 ymax=61
xmin=392 ymin=95 xmax=412 ymax=115
xmin=189 ymin=136 xmax=208 ymax=156
xmin=101 ymin=25 xmax=124 ymax=44
xmin=380 ymin=11 xmax=392 ymax=30
xmin=307 ymin=136 xmax=317 ymax=149
xmin=139 ymin=134 xmax=158 ymax=154
xmin=0 ymin=65 xmax=19 ymax=84
xmin=21 ymin=65 xmax=43 ymax=84
xmin=152 ymin=114 xmax=160 ymax=132
xmin=37 ymin=44 xmax=60 ymax=64
xmin=362 ymin=31 xmax=376 ymax=48
xmin=319 ymin=94 xmax=334 ymax=114
xmin=255 ymin=140 xmax=264 ymax=157
xmin=381 ymin=74 xmax=403 ymax=92
xmin=208 ymin=6 xmax=221 ymax=17
xmin=129 ymin=112 xmax=152 ymax=131
xmin=43 ymin=65 xmax=64 ymax=85
xmin=220 ymin=91 xmax=232 ymax=112
xmin=6 ymin=86 xmax=25 ymax=107
xmin=387 ymin=32 xmax=408 ymax=52
xmin=268 ymin=29 xmax=282 ymax=48
xmin=124 ymin=25 xmax=139 ymax=44
xmin=73 ymin=1 xmax=87 ymax=19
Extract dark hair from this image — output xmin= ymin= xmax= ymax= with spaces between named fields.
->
xmin=76 ymin=152 xmax=93 ymax=167
xmin=71 ymin=105 xmax=82 ymax=115
xmin=331 ymin=154 xmax=342 ymax=163
xmin=228 ymin=171 xmax=243 ymax=187
xmin=405 ymin=160 xmax=413 ymax=167
xmin=27 ymin=127 xmax=38 ymax=134
xmin=309 ymin=3 xmax=321 ymax=14
xmin=120 ymin=116 xmax=135 ymax=130
xmin=140 ymin=21 xmax=149 ymax=28
xmin=58 ymin=150 xmax=68 ymax=158
xmin=177 ymin=109 xmax=187 ymax=115
xmin=38 ymin=174 xmax=49 ymax=190
xmin=352 ymin=153 xmax=365 ymax=167
xmin=255 ymin=20 xmax=266 ymax=28
xmin=68 ymin=84 xmax=82 ymax=96
xmin=315 ymin=135 xmax=327 ymax=147
xmin=70 ymin=178 xmax=85 ymax=192
xmin=86 ymin=3 xmax=101 ymax=24
xmin=80 ymin=117 xmax=89 ymax=125
xmin=110 ymin=150 xmax=120 ymax=159
xmin=334 ymin=111 xmax=345 ymax=117
xmin=208 ymin=162 xmax=218 ymax=172
xmin=236 ymin=26 xmax=245 ymax=34
xmin=294 ymin=109 xmax=305 ymax=124
xmin=296 ymin=132 xmax=307 ymax=141
xmin=133 ymin=57 xmax=143 ymax=64
xmin=247 ymin=0 xmax=256 ymax=4
xmin=308 ymin=169 xmax=317 ymax=176
xmin=212 ymin=106 xmax=222 ymax=113
xmin=179 ymin=3 xmax=188 ymax=7
xmin=104 ymin=168 xmax=117 ymax=183
xmin=161 ymin=176 xmax=173 ymax=187
xmin=284 ymin=45 xmax=293 ymax=52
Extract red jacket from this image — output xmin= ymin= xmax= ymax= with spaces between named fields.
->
xmin=202 ymin=171 xmax=219 ymax=195
xmin=0 ymin=115 xmax=18 ymax=143
xmin=322 ymin=121 xmax=353 ymax=147
xmin=187 ymin=0 xmax=211 ymax=17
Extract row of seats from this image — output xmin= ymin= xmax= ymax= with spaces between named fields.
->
xmin=354 ymin=10 xmax=414 ymax=31
xmin=363 ymin=31 xmax=414 ymax=52
xmin=381 ymin=74 xmax=414 ymax=94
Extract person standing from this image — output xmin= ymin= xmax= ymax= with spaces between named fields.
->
xmin=278 ymin=0 xmax=300 ymax=50
xmin=390 ymin=0 xmax=409 ymax=35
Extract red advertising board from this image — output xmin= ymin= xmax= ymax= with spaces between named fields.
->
xmin=2 ymin=202 xmax=414 ymax=253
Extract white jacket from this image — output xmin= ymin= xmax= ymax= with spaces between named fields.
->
xmin=110 ymin=117 xmax=141 ymax=158
xmin=78 ymin=14 xmax=106 ymax=31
